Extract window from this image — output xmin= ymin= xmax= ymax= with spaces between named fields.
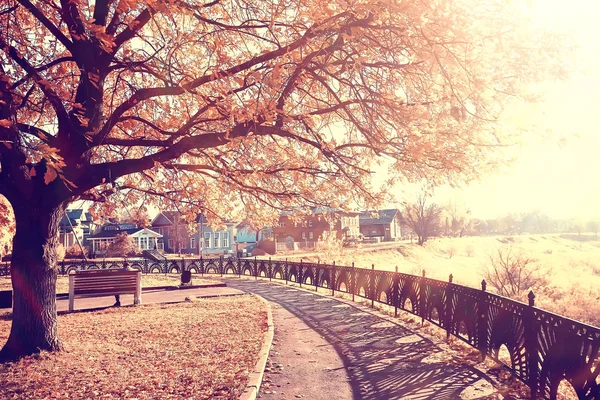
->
xmin=140 ymin=237 xmax=148 ymax=250
xmin=301 ymin=232 xmax=306 ymax=240
xmin=223 ymin=232 xmax=229 ymax=248
xmin=190 ymin=238 xmax=196 ymax=249
xmin=168 ymin=227 xmax=174 ymax=236
xmin=308 ymin=220 xmax=313 ymax=227
xmin=155 ymin=227 xmax=163 ymax=235
xmin=181 ymin=240 xmax=186 ymax=249
xmin=204 ymin=233 xmax=211 ymax=248
xmin=168 ymin=239 xmax=174 ymax=249
xmin=214 ymin=232 xmax=220 ymax=248
xmin=134 ymin=237 xmax=139 ymax=247
xmin=278 ymin=221 xmax=285 ymax=227
xmin=309 ymin=232 xmax=313 ymax=239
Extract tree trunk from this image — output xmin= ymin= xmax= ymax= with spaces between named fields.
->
xmin=0 ymin=202 xmax=66 ymax=361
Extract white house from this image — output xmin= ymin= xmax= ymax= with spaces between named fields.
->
xmin=88 ymin=223 xmax=163 ymax=255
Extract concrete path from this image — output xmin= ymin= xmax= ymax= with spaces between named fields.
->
xmin=225 ymin=279 xmax=495 ymax=400
xmin=57 ymin=286 xmax=244 ymax=312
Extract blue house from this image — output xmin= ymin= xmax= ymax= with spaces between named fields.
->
xmin=235 ymin=222 xmax=273 ymax=254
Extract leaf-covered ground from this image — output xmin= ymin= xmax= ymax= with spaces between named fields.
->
xmin=0 ymin=274 xmax=221 ymax=293
xmin=0 ymin=295 xmax=267 ymax=399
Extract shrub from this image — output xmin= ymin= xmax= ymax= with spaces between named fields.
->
xmin=105 ymin=233 xmax=139 ymax=257
xmin=483 ymin=245 xmax=544 ymax=299
xmin=446 ymin=246 xmax=456 ymax=259
xmin=65 ymin=244 xmax=88 ymax=259
xmin=465 ymin=245 xmax=474 ymax=257
xmin=56 ymin=244 xmax=66 ymax=260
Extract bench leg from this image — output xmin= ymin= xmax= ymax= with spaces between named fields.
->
xmin=134 ymin=272 xmax=142 ymax=305
xmin=68 ymin=275 xmax=74 ymax=312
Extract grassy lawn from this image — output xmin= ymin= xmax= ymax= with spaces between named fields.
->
xmin=0 ymin=295 xmax=267 ymax=399
xmin=0 ymin=274 xmax=222 ymax=293
xmin=291 ymin=234 xmax=600 ymax=327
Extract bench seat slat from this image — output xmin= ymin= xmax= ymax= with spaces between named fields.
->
xmin=74 ymin=284 xmax=137 ymax=291
xmin=74 ymin=278 xmax=137 ymax=284
xmin=74 ymin=289 xmax=137 ymax=296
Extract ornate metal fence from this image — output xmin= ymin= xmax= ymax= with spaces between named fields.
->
xmin=1 ymin=257 xmax=598 ymax=399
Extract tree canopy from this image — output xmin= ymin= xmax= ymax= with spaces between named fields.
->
xmin=0 ymin=0 xmax=563 ymax=226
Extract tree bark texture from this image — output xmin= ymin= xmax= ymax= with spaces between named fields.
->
xmin=0 ymin=202 xmax=66 ymax=361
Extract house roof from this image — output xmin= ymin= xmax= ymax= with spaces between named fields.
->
xmin=88 ymin=228 xmax=141 ymax=239
xmin=359 ymin=209 xmax=401 ymax=225
xmin=281 ymin=207 xmax=359 ymax=217
xmin=152 ymin=211 xmax=236 ymax=226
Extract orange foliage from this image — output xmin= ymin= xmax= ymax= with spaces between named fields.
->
xmin=0 ymin=0 xmax=566 ymax=228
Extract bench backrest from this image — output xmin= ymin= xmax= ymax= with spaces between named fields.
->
xmin=72 ymin=270 xmax=139 ymax=296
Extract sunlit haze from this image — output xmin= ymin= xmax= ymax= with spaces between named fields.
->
xmin=403 ymin=0 xmax=600 ymax=219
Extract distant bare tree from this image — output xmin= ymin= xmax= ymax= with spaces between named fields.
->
xmin=483 ymin=245 xmax=544 ymax=299
xmin=403 ymin=194 xmax=442 ymax=246
xmin=587 ymin=221 xmax=598 ymax=237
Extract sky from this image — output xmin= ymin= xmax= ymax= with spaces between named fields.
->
xmin=405 ymin=0 xmax=600 ymax=220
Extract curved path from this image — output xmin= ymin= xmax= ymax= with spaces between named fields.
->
xmin=226 ymin=279 xmax=496 ymax=400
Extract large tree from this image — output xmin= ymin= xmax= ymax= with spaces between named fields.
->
xmin=0 ymin=0 xmax=561 ymax=359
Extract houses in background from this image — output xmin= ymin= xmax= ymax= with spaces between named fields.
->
xmin=151 ymin=211 xmax=236 ymax=256
xmin=235 ymin=222 xmax=273 ymax=255
xmin=87 ymin=223 xmax=163 ymax=256
xmin=359 ymin=209 xmax=406 ymax=242
xmin=60 ymin=206 xmax=409 ymax=258
xmin=58 ymin=209 xmax=95 ymax=249
xmin=273 ymin=208 xmax=360 ymax=251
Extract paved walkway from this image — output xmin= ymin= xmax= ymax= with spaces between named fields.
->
xmin=225 ymin=279 xmax=495 ymax=400
xmin=57 ymin=285 xmax=243 ymax=312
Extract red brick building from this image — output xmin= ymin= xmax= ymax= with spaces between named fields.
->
xmin=273 ymin=208 xmax=360 ymax=250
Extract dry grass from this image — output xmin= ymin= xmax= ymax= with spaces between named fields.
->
xmin=0 ymin=274 xmax=221 ymax=293
xmin=0 ymin=295 xmax=267 ymax=399
xmin=292 ymin=234 xmax=600 ymax=327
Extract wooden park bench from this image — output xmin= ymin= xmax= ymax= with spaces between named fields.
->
xmin=68 ymin=269 xmax=142 ymax=312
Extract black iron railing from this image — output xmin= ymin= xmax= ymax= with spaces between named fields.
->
xmin=1 ymin=257 xmax=598 ymax=399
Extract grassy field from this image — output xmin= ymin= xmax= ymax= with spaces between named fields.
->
xmin=295 ymin=234 xmax=600 ymax=327
xmin=0 ymin=295 xmax=267 ymax=399
xmin=0 ymin=274 xmax=221 ymax=294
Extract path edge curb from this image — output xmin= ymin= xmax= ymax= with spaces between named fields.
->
xmin=240 ymin=294 xmax=274 ymax=400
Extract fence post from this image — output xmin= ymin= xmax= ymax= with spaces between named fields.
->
xmin=351 ymin=262 xmax=355 ymax=302
xmin=525 ymin=290 xmax=539 ymax=399
xmin=478 ymin=280 xmax=489 ymax=361
xmin=200 ymin=256 xmax=204 ymax=276
xmin=315 ymin=260 xmax=319 ymax=291
xmin=419 ymin=269 xmax=426 ymax=324
xmin=299 ymin=259 xmax=303 ymax=288
xmin=394 ymin=266 xmax=399 ymax=317
xmin=219 ymin=256 xmax=223 ymax=277
xmin=164 ymin=258 xmax=168 ymax=275
xmin=445 ymin=274 xmax=454 ymax=341
xmin=181 ymin=257 xmax=185 ymax=273
xmin=331 ymin=261 xmax=336 ymax=297
xmin=238 ymin=256 xmax=241 ymax=278
xmin=254 ymin=256 xmax=257 ymax=280
xmin=371 ymin=264 xmax=375 ymax=308
xmin=285 ymin=258 xmax=288 ymax=285
xmin=269 ymin=257 xmax=272 ymax=282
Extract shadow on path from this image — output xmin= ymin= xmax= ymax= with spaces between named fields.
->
xmin=226 ymin=279 xmax=493 ymax=400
